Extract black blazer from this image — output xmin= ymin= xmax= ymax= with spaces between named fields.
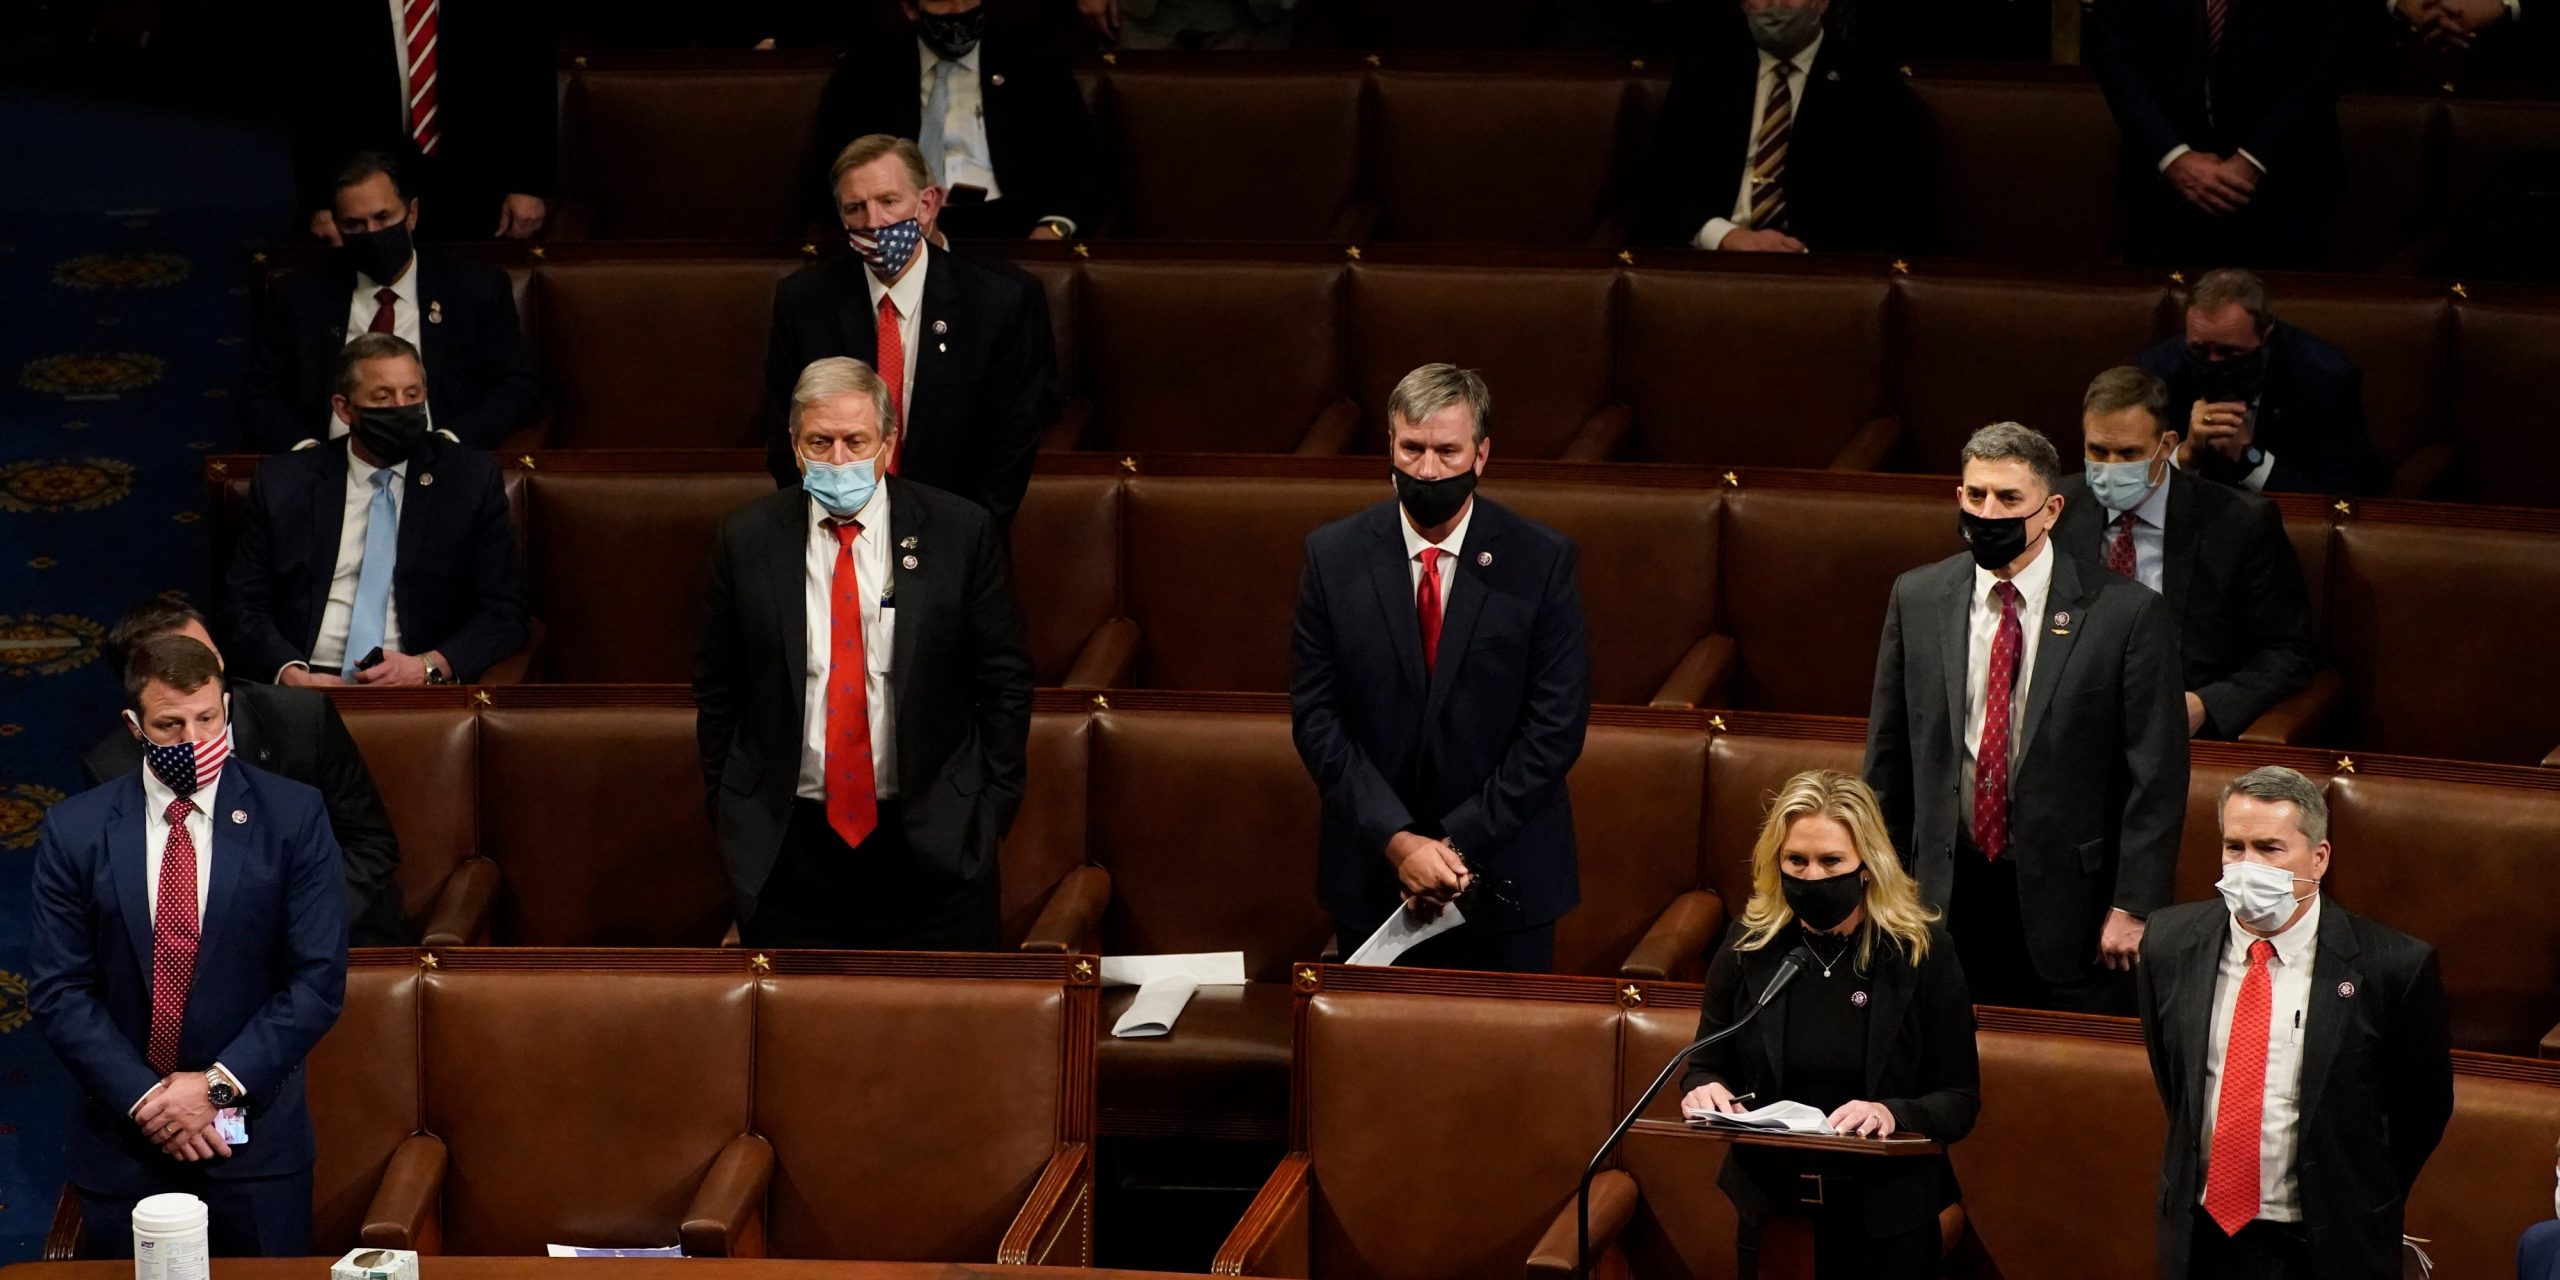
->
xmin=758 ymin=248 xmax=1058 ymax=527
xmin=82 ymin=682 xmax=408 ymax=947
xmin=1289 ymin=496 xmax=1592 ymax=939
xmin=2054 ymin=469 xmax=2318 ymax=737
xmin=1634 ymin=25 xmax=1918 ymax=253
xmin=692 ymin=477 xmax=1033 ymax=922
xmin=2137 ymin=326 xmax=2384 ymax=497
xmin=1864 ymin=547 xmax=2190 ymax=984
xmin=288 ymin=0 xmax=557 ymax=236
xmin=1681 ymin=921 xmax=1981 ymax=1236
xmin=2137 ymin=900 xmax=2453 ymax=1280
xmin=2087 ymin=0 xmax=2354 ymax=184
xmin=222 ymin=436 xmax=529 ymax=683
xmin=238 ymin=250 xmax=540 ymax=453
xmin=803 ymin=10 xmax=1103 ymax=240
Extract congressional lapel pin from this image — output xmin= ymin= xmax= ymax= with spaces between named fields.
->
xmin=2337 ymin=981 xmax=2356 ymax=998
xmin=990 ymin=72 xmax=1006 ymax=87
xmin=417 ymin=472 xmax=434 ymax=487
xmin=931 ymin=319 xmax=948 ymax=335
xmin=230 ymin=809 xmax=247 ymax=825
xmin=427 ymin=300 xmax=443 ymax=325
xmin=1825 ymin=69 xmax=1840 ymax=82
xmin=2050 ymin=609 xmax=2071 ymax=636
xmin=902 ymin=554 xmax=920 ymax=570
xmin=1475 ymin=551 xmax=1492 ymax=567
xmin=1850 ymin=990 xmax=1869 ymax=1007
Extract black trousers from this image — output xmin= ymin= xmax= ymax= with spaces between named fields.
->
xmin=1949 ymin=843 xmax=2130 ymax=1014
xmin=79 ymin=1166 xmax=314 ymax=1259
xmin=2186 ymin=1208 xmax=2313 ymax=1280
xmin=1396 ymin=917 xmax=1556 ymax=973
xmin=742 ymin=799 xmax=1000 ymax=951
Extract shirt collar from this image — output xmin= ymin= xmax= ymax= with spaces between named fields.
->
xmin=140 ymin=758 xmax=222 ymax=816
xmin=355 ymin=257 xmax=420 ymax=306
xmin=2229 ymin=890 xmax=2323 ymax=968
xmin=1972 ymin=532 xmax=2056 ymax=614
xmin=919 ymin=37 xmax=982 ymax=76
xmin=1756 ymin=32 xmax=1824 ymax=78
xmin=1397 ymin=495 xmax=1477 ymax=564
xmin=346 ymin=440 xmax=410 ymax=486
xmin=862 ymin=240 xmax=932 ymax=321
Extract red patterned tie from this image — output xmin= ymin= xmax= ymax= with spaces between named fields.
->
xmin=2106 ymin=513 xmax=2139 ymax=579
xmin=402 ymin=0 xmax=441 ymax=155
xmin=2204 ymin=0 xmax=2229 ymax=57
xmin=1972 ymin=582 xmax=2022 ymax=860
xmin=1416 ymin=547 xmax=1446 ymax=674
xmin=2204 ymin=939 xmax=2277 ymax=1234
xmin=146 ymin=797 xmax=201 ymax=1076
xmin=824 ymin=519 xmax=879 ymax=847
xmin=367 ymin=287 xmax=398 ymax=335
xmin=876 ymin=295 xmax=906 ymax=475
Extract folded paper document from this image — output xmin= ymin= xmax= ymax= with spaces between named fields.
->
xmin=1111 ymin=975 xmax=1199 ymax=1038
xmin=1098 ymin=952 xmax=1246 ymax=987
xmin=1681 ymin=1099 xmax=1837 ymax=1135
xmin=1345 ymin=901 xmax=1465 ymax=967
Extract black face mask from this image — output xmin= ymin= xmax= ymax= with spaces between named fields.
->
xmin=1392 ymin=466 xmax=1477 ymax=529
xmin=2191 ymin=345 xmax=2268 ymax=404
xmin=1958 ymin=508 xmax=2037 ymax=573
xmin=352 ymin=403 xmax=430 ymax=465
xmin=1781 ymin=871 xmax=1866 ymax=933
xmin=340 ymin=220 xmax=414 ymax=287
xmin=918 ymin=6 xmax=986 ymax=58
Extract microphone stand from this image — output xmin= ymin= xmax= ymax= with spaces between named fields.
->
xmin=1574 ymin=946 xmax=1813 ymax=1280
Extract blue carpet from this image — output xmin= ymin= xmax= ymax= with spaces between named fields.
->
xmin=0 ymin=88 xmax=288 ymax=1263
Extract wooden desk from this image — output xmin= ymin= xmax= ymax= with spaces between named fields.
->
xmin=1 ymin=1261 xmax=1208 ymax=1280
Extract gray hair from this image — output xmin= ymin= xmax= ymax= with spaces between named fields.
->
xmin=334 ymin=333 xmax=423 ymax=399
xmin=2188 ymin=268 xmax=2276 ymax=331
xmin=2219 ymin=766 xmax=2329 ymax=847
xmin=2082 ymin=366 xmax=2172 ymax=437
xmin=789 ymin=356 xmax=898 ymax=439
xmin=1386 ymin=363 xmax=1492 ymax=443
xmin=1959 ymin=421 xmax=2062 ymax=492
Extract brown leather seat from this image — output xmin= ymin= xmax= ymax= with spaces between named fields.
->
xmin=334 ymin=698 xmax=496 ymax=945
xmin=531 ymin=260 xmax=798 ymax=449
xmin=2327 ymin=521 xmax=2560 ymax=764
xmin=558 ymin=60 xmax=831 ymax=241
xmin=1100 ymin=66 xmax=1367 ymax=240
xmin=2331 ymin=95 xmax=2443 ymax=273
xmin=1892 ymin=273 xmax=2175 ymax=467
xmin=1003 ymin=709 xmax=1101 ymax=951
xmin=1617 ymin=268 xmax=1897 ymax=469
xmin=1906 ymin=73 xmax=2122 ymax=263
xmin=1946 ymin=1015 xmax=2166 ymax=1280
xmin=2450 ymin=296 xmax=2560 ymax=507
xmin=1120 ymin=475 xmax=1376 ymax=692
xmin=1501 ymin=482 xmax=1726 ymax=706
xmin=1009 ymin=473 xmax=1130 ymax=687
xmin=1346 ymin=264 xmax=1622 ymax=458
xmin=1079 ymin=261 xmax=1355 ymax=453
xmin=1716 ymin=486 xmax=1951 ymax=716
xmin=2226 ymin=283 xmax=2452 ymax=496
xmin=522 ymin=468 xmax=776 ymax=682
xmin=1554 ymin=725 xmax=1716 ymax=981
xmin=306 ymin=953 xmax=427 ymax=1252
xmin=1700 ymin=728 xmax=1868 ymax=914
xmin=1368 ymin=69 xmax=1632 ymax=245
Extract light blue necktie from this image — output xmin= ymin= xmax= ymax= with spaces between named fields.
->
xmin=342 ymin=468 xmax=399 ymax=677
xmin=918 ymin=58 xmax=959 ymax=183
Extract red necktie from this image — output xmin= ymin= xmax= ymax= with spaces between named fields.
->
xmin=147 ymin=797 xmax=201 ymax=1076
xmin=1972 ymin=582 xmax=2021 ymax=860
xmin=367 ymin=287 xmax=398 ymax=335
xmin=1416 ymin=547 xmax=1446 ymax=674
xmin=2106 ymin=513 xmax=2140 ymax=579
xmin=2203 ymin=939 xmax=2277 ymax=1234
xmin=823 ymin=519 xmax=879 ymax=848
xmin=2204 ymin=0 xmax=2229 ymax=57
xmin=403 ymin=0 xmax=441 ymax=155
xmin=876 ymin=295 xmax=906 ymax=475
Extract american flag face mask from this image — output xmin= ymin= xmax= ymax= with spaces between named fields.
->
xmin=141 ymin=722 xmax=233 ymax=797
xmin=848 ymin=216 xmax=923 ymax=279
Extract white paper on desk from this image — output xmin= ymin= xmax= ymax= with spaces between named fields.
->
xmin=1111 ymin=975 xmax=1199 ymax=1038
xmin=1097 ymin=951 xmax=1247 ymax=987
xmin=1345 ymin=901 xmax=1465 ymax=966
xmin=544 ymin=1245 xmax=687 ymax=1258
xmin=1681 ymin=1099 xmax=1836 ymax=1135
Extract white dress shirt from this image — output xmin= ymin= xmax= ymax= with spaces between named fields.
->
xmin=1691 ymin=34 xmax=1823 ymax=251
xmin=1397 ymin=496 xmax=1477 ymax=621
xmin=797 ymin=484 xmax=900 ymax=804
xmin=919 ymin=40 xmax=1001 ymax=199
xmin=303 ymin=450 xmax=409 ymax=675
xmin=1961 ymin=535 xmax=2054 ymax=815
xmin=863 ymin=244 xmax=929 ymax=426
xmin=141 ymin=767 xmax=220 ymax=924
xmin=2104 ymin=469 xmax=2173 ymax=594
xmin=2198 ymin=893 xmax=2322 ymax=1223
xmin=325 ymin=261 xmax=430 ymax=441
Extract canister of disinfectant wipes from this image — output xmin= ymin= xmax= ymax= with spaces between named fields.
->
xmin=130 ymin=1192 xmax=209 ymax=1280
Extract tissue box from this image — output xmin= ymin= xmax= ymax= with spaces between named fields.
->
xmin=332 ymin=1248 xmax=420 ymax=1280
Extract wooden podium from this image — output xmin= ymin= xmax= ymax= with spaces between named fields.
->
xmin=1629 ymin=1119 xmax=1948 ymax=1280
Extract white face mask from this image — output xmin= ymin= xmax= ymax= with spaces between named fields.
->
xmin=2214 ymin=859 xmax=2318 ymax=932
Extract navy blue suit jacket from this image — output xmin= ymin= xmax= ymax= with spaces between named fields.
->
xmin=30 ymin=763 xmax=348 ymax=1197
xmin=1289 ymin=495 xmax=1591 ymax=938
xmin=2137 ymin=325 xmax=2384 ymax=496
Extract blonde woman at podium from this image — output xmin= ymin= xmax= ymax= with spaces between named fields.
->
xmin=1678 ymin=769 xmax=1981 ymax=1279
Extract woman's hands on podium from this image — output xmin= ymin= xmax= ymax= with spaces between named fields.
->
xmin=1680 ymin=1081 xmax=1748 ymax=1115
xmin=1826 ymin=1100 xmax=1897 ymax=1138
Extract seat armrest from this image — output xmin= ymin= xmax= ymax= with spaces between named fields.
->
xmin=679 ymin=1133 xmax=774 ymax=1259
xmin=1042 ymin=397 xmax=1095 ymax=452
xmin=1620 ymin=890 xmax=1727 ymax=981
xmin=1059 ymin=618 xmax=1140 ymax=690
xmin=1649 ymin=635 xmax=1738 ymax=709
xmin=1212 ymin=1152 xmax=1313 ymax=1277
xmin=719 ymin=920 xmax=744 ymax=948
xmin=1827 ymin=414 xmax=1904 ymax=472
xmin=476 ymin=616 xmax=547 ymax=686
xmin=2385 ymin=442 xmax=2456 ymax=500
xmin=417 ymin=857 xmax=499 ymax=948
xmin=1293 ymin=399 xmax=1365 ymax=456
xmin=360 ymin=1133 xmax=448 ymax=1252
xmin=1556 ymin=405 xmax=1634 ymax=461
xmin=45 ymin=1184 xmax=81 ymax=1260
xmin=1019 ymin=866 xmax=1112 ymax=954
xmin=998 ymin=1142 xmax=1095 ymax=1266
xmin=1319 ymin=933 xmax=1341 ymax=963
xmin=1527 ymin=1168 xmax=1639 ymax=1278
xmin=2234 ymin=670 xmax=2341 ymax=748
xmin=2541 ymin=1021 xmax=2560 ymax=1059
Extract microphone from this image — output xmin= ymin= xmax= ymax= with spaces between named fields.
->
xmin=1573 ymin=944 xmax=1816 ymax=1280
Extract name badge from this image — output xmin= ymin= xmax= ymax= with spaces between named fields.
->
xmin=215 ymin=1107 xmax=249 ymax=1146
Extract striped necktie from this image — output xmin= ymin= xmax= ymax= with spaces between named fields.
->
xmin=1748 ymin=61 xmax=1795 ymax=233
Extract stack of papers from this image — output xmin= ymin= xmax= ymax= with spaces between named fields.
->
xmin=1680 ymin=1100 xmax=1836 ymax=1135
xmin=1098 ymin=952 xmax=1246 ymax=1038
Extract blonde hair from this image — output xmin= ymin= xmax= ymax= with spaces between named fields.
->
xmin=830 ymin=134 xmax=934 ymax=194
xmin=1732 ymin=770 xmax=1939 ymax=970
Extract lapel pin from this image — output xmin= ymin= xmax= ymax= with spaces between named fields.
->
xmin=931 ymin=319 xmax=948 ymax=335
xmin=2337 ymin=981 xmax=2356 ymax=998
xmin=2053 ymin=611 xmax=2070 ymax=627
xmin=1825 ymin=69 xmax=1840 ymax=81
xmin=1475 ymin=551 xmax=1492 ymax=567
xmin=901 ymin=554 xmax=919 ymax=570
xmin=990 ymin=72 xmax=1006 ymax=87
xmin=936 ymin=341 xmax=947 ymax=353
xmin=899 ymin=535 xmax=918 ymax=549
xmin=427 ymin=300 xmax=443 ymax=324
xmin=417 ymin=472 xmax=434 ymax=487
xmin=1850 ymin=990 xmax=1868 ymax=1007
xmin=230 ymin=809 xmax=247 ymax=825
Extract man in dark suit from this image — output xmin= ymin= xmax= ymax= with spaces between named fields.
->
xmin=2056 ymin=367 xmax=2318 ymax=740
xmin=2136 ymin=269 xmax=2386 ymax=497
xmin=2088 ymin=0 xmax=2356 ymax=268
xmin=1635 ymin=0 xmax=1917 ymax=254
xmin=2138 ymin=766 xmax=2452 ymax=1280
xmin=805 ymin=0 xmax=1101 ymax=242
xmin=1290 ymin=364 xmax=1592 ymax=973
xmin=225 ymin=334 xmax=529 ymax=687
xmin=32 ymin=635 xmax=348 ymax=1257
xmin=82 ymin=601 xmax=407 ymax=947
xmin=697 ymin=356 xmax=1033 ymax=949
xmin=241 ymin=152 xmax=539 ymax=454
xmin=1865 ymin=421 xmax=2189 ymax=1012
xmin=760 ymin=134 xmax=1059 ymax=526
xmin=289 ymin=0 xmax=557 ymax=243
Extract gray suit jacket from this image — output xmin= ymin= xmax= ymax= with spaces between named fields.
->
xmin=1864 ymin=546 xmax=2188 ymax=983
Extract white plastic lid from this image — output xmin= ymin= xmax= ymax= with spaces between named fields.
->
xmin=130 ymin=1192 xmax=208 ymax=1234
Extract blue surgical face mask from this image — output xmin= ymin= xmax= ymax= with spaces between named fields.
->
xmin=2085 ymin=439 xmax=2168 ymax=514
xmin=802 ymin=454 xmax=880 ymax=518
